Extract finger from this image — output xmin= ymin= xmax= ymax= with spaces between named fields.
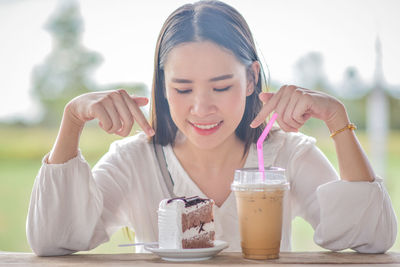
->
xmin=119 ymin=90 xmax=155 ymax=136
xmin=90 ymin=102 xmax=113 ymax=132
xmin=282 ymin=88 xmax=303 ymax=129
xmin=272 ymin=86 xmax=297 ymax=131
xmin=292 ymin=93 xmax=313 ymax=124
xmin=250 ymin=91 xmax=281 ymax=128
xmin=276 ymin=116 xmax=298 ymax=132
xmin=251 ymin=84 xmax=295 ymax=128
xmin=274 ymin=87 xmax=299 ymax=132
xmin=258 ymin=92 xmax=274 ymax=103
xmin=110 ymin=91 xmax=134 ymax=137
xmin=101 ymin=96 xmax=123 ymax=134
xmin=130 ymin=96 xmax=149 ymax=107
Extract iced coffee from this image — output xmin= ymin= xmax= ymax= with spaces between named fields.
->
xmin=231 ymin=167 xmax=288 ymax=260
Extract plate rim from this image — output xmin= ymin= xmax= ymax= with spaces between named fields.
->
xmin=144 ymin=240 xmax=228 ymax=253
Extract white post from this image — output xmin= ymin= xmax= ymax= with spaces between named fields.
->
xmin=366 ymin=88 xmax=388 ymax=178
xmin=366 ymin=37 xmax=388 ymax=178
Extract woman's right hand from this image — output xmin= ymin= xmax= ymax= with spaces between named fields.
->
xmin=65 ymin=89 xmax=155 ymax=137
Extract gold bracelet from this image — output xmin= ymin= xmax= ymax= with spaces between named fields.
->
xmin=330 ymin=123 xmax=357 ymax=138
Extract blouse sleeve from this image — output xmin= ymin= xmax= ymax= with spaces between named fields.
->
xmin=26 ymin=145 xmax=132 ymax=256
xmin=289 ymin=138 xmax=397 ymax=253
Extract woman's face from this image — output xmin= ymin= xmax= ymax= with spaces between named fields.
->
xmin=163 ymin=41 xmax=254 ymax=150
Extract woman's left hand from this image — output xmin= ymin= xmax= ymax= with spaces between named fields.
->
xmin=250 ymin=85 xmax=347 ymax=132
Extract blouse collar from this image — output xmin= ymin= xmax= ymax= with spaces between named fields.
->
xmin=163 ymin=127 xmax=285 ymax=210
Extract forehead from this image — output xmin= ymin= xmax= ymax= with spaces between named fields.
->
xmin=163 ymin=41 xmax=245 ymax=80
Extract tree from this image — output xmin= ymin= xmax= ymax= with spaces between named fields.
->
xmin=293 ymin=52 xmax=331 ymax=93
xmin=31 ymin=1 xmax=147 ymax=126
xmin=31 ymin=1 xmax=100 ymax=126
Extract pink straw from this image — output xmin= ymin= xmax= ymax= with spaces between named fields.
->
xmin=257 ymin=112 xmax=278 ymax=172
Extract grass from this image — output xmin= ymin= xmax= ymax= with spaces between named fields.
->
xmin=0 ymin=125 xmax=399 ymax=253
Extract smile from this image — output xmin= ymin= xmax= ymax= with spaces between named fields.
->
xmin=189 ymin=121 xmax=223 ymax=135
xmin=192 ymin=122 xmax=221 ymax=130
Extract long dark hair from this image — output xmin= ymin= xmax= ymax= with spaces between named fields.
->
xmin=150 ymin=0 xmax=267 ymax=155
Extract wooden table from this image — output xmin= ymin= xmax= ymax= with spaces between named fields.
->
xmin=1 ymin=251 xmax=400 ymax=266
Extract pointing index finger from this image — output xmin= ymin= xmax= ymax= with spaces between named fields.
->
xmin=250 ymin=91 xmax=281 ymax=128
xmin=120 ymin=92 xmax=155 ymax=136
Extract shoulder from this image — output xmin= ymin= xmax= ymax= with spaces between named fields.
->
xmin=266 ymin=128 xmax=333 ymax=184
xmin=100 ymin=132 xmax=156 ymax=165
xmin=268 ymin=127 xmax=316 ymax=151
xmin=93 ymin=131 xmax=156 ymax=174
xmin=265 ymin=127 xmax=317 ymax=161
xmin=109 ymin=131 xmax=153 ymax=153
xmin=249 ymin=127 xmax=318 ymax=169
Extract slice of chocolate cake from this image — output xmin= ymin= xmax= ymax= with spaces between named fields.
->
xmin=158 ymin=196 xmax=215 ymax=249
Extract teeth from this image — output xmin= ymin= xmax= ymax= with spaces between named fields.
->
xmin=193 ymin=122 xmax=220 ymax=130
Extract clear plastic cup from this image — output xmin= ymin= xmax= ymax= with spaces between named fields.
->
xmin=231 ymin=167 xmax=289 ymax=260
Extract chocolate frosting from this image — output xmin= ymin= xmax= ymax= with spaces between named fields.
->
xmin=167 ymin=196 xmax=209 ymax=207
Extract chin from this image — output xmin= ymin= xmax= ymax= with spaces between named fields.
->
xmin=190 ymin=132 xmax=237 ymax=151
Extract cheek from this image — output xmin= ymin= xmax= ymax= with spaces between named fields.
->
xmin=166 ymin=91 xmax=186 ymax=120
xmin=220 ymin=93 xmax=246 ymax=128
xmin=221 ymin=90 xmax=247 ymax=117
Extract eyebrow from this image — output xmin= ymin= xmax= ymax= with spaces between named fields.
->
xmin=171 ymin=74 xmax=234 ymax=83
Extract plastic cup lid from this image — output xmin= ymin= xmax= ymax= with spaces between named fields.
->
xmin=231 ymin=167 xmax=289 ymax=191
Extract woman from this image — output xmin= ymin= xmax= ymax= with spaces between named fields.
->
xmin=27 ymin=0 xmax=397 ymax=256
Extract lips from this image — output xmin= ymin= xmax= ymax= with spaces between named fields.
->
xmin=192 ymin=122 xmax=220 ymax=130
xmin=189 ymin=121 xmax=223 ymax=135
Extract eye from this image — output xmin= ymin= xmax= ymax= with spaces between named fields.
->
xmin=214 ymin=86 xmax=232 ymax=92
xmin=175 ymin=88 xmax=192 ymax=94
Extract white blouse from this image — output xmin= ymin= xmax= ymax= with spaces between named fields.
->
xmin=26 ymin=129 xmax=397 ymax=256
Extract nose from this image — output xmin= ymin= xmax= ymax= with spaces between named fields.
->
xmin=190 ymin=91 xmax=217 ymax=117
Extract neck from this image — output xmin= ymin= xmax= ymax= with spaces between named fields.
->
xmin=173 ymin=133 xmax=247 ymax=173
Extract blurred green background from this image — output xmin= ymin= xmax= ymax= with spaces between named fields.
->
xmin=1 ymin=0 xmax=399 ymax=254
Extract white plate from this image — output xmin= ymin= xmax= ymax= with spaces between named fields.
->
xmin=144 ymin=240 xmax=229 ymax=261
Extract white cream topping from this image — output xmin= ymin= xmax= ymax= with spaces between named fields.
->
xmin=182 ymin=222 xmax=214 ymax=239
xmin=158 ymin=199 xmax=184 ymax=249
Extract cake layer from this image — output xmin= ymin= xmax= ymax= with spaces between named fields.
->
xmin=182 ymin=231 xmax=215 ymax=248
xmin=182 ymin=221 xmax=214 ymax=239
xmin=182 ymin=204 xmax=214 ymax=232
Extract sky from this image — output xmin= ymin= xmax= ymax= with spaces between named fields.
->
xmin=0 ymin=0 xmax=399 ymax=122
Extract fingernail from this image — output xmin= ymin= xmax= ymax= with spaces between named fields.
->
xmin=250 ymin=121 xmax=257 ymax=128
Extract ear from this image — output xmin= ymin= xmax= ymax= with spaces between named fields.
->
xmin=246 ymin=61 xmax=260 ymax=96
